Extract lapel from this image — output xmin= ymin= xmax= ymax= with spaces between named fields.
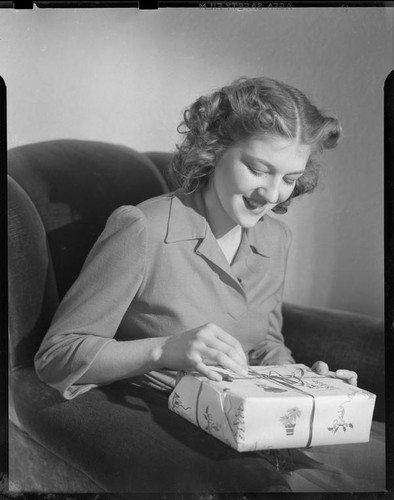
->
xmin=164 ymin=189 xmax=271 ymax=296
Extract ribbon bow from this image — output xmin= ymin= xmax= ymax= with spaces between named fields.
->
xmin=248 ymin=367 xmax=307 ymax=391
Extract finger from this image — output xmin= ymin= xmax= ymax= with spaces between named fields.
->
xmin=336 ymin=370 xmax=358 ymax=386
xmin=209 ymin=325 xmax=248 ymax=364
xmin=204 ymin=339 xmax=247 ymax=369
xmin=195 ymin=361 xmax=223 ymax=382
xmin=204 ymin=347 xmax=248 ymax=377
xmin=311 ymin=361 xmax=329 ymax=375
xmin=209 ymin=336 xmax=248 ymax=368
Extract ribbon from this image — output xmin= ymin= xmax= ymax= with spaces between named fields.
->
xmin=249 ymin=367 xmax=316 ymax=447
xmin=254 ymin=367 xmax=307 ymax=389
xmin=191 ymin=367 xmax=316 ymax=448
xmin=195 ymin=380 xmax=204 ymax=430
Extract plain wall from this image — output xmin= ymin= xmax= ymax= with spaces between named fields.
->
xmin=2 ymin=7 xmax=392 ymax=319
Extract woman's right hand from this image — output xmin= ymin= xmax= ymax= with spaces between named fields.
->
xmin=155 ymin=323 xmax=248 ymax=381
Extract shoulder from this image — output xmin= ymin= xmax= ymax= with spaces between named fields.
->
xmin=252 ymin=215 xmax=292 ymax=255
xmin=137 ymin=192 xmax=174 ymax=221
xmin=81 ymin=206 xmax=148 ymax=269
xmin=263 ymin=215 xmax=292 ymax=242
xmin=103 ymin=193 xmax=175 ymax=247
xmin=93 ymin=206 xmax=147 ymax=254
xmin=105 ymin=205 xmax=146 ymax=233
xmin=105 ymin=193 xmax=173 ymax=231
xmin=137 ymin=192 xmax=175 ymax=239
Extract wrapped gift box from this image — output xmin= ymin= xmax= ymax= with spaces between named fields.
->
xmin=168 ymin=364 xmax=376 ymax=452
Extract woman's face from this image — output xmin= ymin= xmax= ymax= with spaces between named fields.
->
xmin=204 ymin=135 xmax=311 ymax=235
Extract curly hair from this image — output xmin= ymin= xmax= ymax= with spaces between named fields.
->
xmin=168 ymin=76 xmax=342 ymax=214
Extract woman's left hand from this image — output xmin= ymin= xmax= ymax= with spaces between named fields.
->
xmin=311 ymin=361 xmax=358 ymax=386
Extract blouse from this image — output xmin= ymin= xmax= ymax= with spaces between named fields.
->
xmin=34 ymin=189 xmax=295 ymax=399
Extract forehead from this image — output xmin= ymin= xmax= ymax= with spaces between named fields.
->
xmin=238 ymin=135 xmax=311 ymax=168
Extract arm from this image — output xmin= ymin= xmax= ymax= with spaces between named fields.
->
xmin=34 ymin=206 xmax=149 ymax=398
xmin=35 ymin=206 xmax=247 ymax=399
xmin=248 ymin=293 xmax=295 ymax=366
xmin=246 ymin=221 xmax=359 ymax=382
xmin=77 ymin=323 xmax=248 ymax=386
xmin=249 ymin=222 xmax=295 ymax=366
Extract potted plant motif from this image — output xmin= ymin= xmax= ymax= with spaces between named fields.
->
xmin=280 ymin=407 xmax=301 ymax=436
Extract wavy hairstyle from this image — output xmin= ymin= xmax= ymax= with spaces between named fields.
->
xmin=169 ymin=76 xmax=342 ymax=214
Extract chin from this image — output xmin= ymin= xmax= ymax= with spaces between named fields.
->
xmin=236 ymin=214 xmax=263 ymax=228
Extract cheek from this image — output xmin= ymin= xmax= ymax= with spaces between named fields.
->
xmin=219 ymin=169 xmax=248 ymax=195
xmin=279 ymin=184 xmax=296 ymax=201
xmin=230 ymin=169 xmax=258 ymax=193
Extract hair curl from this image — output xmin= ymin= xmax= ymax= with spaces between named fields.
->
xmin=168 ymin=76 xmax=342 ymax=214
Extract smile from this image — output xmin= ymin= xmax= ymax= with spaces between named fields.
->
xmin=242 ymin=196 xmax=266 ymax=211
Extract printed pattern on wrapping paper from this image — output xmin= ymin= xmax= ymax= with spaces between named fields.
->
xmin=169 ymin=391 xmax=191 ymax=414
xmin=230 ymin=402 xmax=246 ymax=443
xmin=169 ymin=365 xmax=376 ymax=450
xmin=327 ymin=389 xmax=358 ymax=434
xmin=203 ymin=406 xmax=221 ymax=433
xmin=280 ymin=407 xmax=302 ymax=436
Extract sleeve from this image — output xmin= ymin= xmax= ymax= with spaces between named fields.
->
xmin=248 ymin=222 xmax=295 ymax=366
xmin=34 ymin=205 xmax=147 ymax=399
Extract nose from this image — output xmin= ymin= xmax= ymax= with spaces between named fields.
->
xmin=259 ymin=177 xmax=281 ymax=204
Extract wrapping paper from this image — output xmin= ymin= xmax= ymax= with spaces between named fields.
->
xmin=168 ymin=364 xmax=376 ymax=452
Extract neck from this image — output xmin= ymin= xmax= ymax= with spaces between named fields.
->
xmin=216 ymin=224 xmax=242 ymax=243
xmin=202 ymin=184 xmax=239 ymax=239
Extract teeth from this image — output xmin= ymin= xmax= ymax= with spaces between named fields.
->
xmin=244 ymin=196 xmax=264 ymax=209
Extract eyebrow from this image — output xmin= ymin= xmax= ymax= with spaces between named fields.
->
xmin=242 ymin=153 xmax=305 ymax=176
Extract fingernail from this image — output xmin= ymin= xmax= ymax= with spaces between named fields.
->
xmin=336 ymin=370 xmax=344 ymax=377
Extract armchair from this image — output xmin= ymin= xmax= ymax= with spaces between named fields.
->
xmin=8 ymin=140 xmax=385 ymax=493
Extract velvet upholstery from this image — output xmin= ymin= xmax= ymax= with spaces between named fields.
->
xmin=11 ymin=367 xmax=293 ymax=493
xmin=8 ymin=140 xmax=385 ymax=493
xmin=8 ymin=176 xmax=59 ymax=372
xmin=8 ymin=140 xmax=168 ymax=300
xmin=9 ymin=421 xmax=103 ymax=493
xmin=282 ymin=303 xmax=385 ymax=421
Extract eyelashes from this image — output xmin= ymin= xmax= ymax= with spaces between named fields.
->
xmin=245 ymin=164 xmax=268 ymax=177
xmin=245 ymin=164 xmax=297 ymax=186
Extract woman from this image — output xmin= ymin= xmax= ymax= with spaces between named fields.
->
xmin=34 ymin=77 xmax=368 ymax=491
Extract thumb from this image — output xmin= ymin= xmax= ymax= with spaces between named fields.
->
xmin=311 ymin=360 xmax=329 ymax=375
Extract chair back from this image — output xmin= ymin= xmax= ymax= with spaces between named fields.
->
xmin=8 ymin=140 xmax=169 ymax=369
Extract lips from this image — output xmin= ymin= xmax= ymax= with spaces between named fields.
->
xmin=242 ymin=196 xmax=266 ymax=211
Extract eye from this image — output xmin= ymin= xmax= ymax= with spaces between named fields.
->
xmin=283 ymin=178 xmax=297 ymax=186
xmin=245 ymin=164 xmax=268 ymax=177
